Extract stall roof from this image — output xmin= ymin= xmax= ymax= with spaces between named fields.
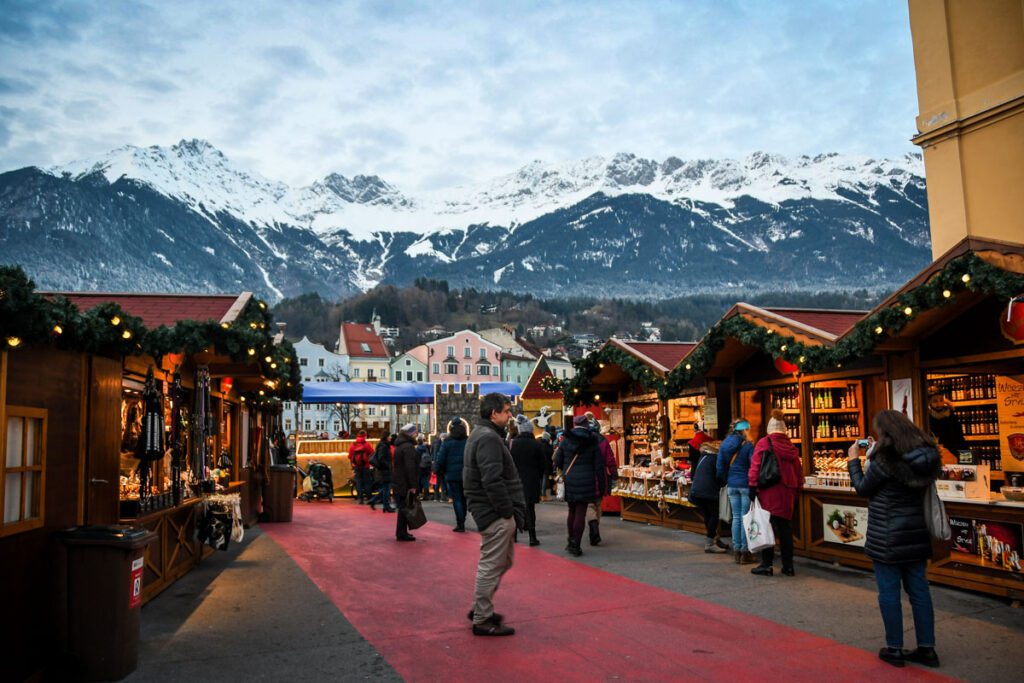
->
xmin=45 ymin=291 xmax=251 ymax=328
xmin=521 ymin=357 xmax=562 ymax=400
xmin=302 ymin=381 xmax=522 ymax=404
xmin=761 ymin=308 xmax=866 ymax=338
xmin=609 ymin=339 xmax=697 ymax=374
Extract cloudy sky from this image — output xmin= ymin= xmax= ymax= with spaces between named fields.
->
xmin=0 ymin=0 xmax=919 ymax=191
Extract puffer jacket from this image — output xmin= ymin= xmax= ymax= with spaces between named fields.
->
xmin=392 ymin=432 xmax=420 ymax=497
xmin=716 ymin=431 xmax=753 ymax=488
xmin=849 ymin=445 xmax=941 ymax=564
xmin=435 ymin=429 xmax=467 ymax=483
xmin=464 ymin=419 xmax=526 ymax=532
xmin=554 ymin=427 xmax=605 ymax=503
xmin=688 ymin=449 xmax=720 ymax=502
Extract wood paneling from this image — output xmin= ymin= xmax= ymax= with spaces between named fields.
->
xmin=86 ymin=356 xmax=122 ymax=525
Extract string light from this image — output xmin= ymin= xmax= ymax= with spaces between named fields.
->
xmin=962 ymin=273 xmax=971 ymax=283
xmin=259 ymin=390 xmax=265 ymax=396
xmin=110 ymin=315 xmax=121 ymax=326
xmin=875 ymin=326 xmax=883 ymax=334
xmin=799 ymin=356 xmax=806 ymax=363
xmin=52 ymin=325 xmax=63 ymax=335
xmin=598 ymin=363 xmax=605 ymax=368
xmin=221 ymin=322 xmax=230 ymax=329
xmin=6 ymin=336 xmax=21 ymax=348
xmin=247 ymin=348 xmax=256 ymax=356
xmin=122 ymin=330 xmax=132 ymax=339
xmin=780 ymin=344 xmax=787 ymax=351
xmin=270 ymin=362 xmax=277 ymax=369
xmin=943 ymin=289 xmax=952 ymax=298
xmin=258 ymin=301 xmax=266 ymax=310
xmin=249 ymin=322 xmax=258 ymax=329
xmin=264 ymin=355 xmax=272 ymax=363
xmin=594 ymin=394 xmax=601 ymax=401
xmin=685 ymin=363 xmax=692 ymax=370
xmin=904 ymin=306 xmax=913 ymax=316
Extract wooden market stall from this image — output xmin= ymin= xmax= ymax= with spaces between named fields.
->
xmin=0 ymin=275 xmax=299 ymax=681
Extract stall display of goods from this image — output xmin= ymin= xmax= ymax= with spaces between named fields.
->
xmin=625 ymin=401 xmax=662 ymax=464
xmin=808 ymin=380 xmax=864 ymax=473
xmin=769 ymin=384 xmax=802 ymax=443
xmin=808 ymin=449 xmax=862 ymax=489
xmin=927 ymin=373 xmax=1004 ymax=474
xmin=613 ymin=465 xmax=690 ymax=503
xmin=936 ymin=464 xmax=991 ymax=500
xmin=669 ymin=396 xmax=705 ymax=444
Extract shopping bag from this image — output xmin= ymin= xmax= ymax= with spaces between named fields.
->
xmin=923 ymin=482 xmax=951 ymax=541
xmin=404 ymin=491 xmax=427 ymax=530
xmin=743 ymin=498 xmax=775 ymax=553
xmin=719 ymin=486 xmax=732 ymax=524
xmin=555 ymin=478 xmax=566 ymax=501
xmin=301 ymin=474 xmax=313 ymax=493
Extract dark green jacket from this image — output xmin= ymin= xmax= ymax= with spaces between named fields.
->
xmin=464 ymin=418 xmax=526 ymax=532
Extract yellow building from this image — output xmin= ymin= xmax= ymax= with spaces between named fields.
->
xmin=909 ymin=0 xmax=1024 ymax=256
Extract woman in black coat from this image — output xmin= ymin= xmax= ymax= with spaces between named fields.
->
xmin=368 ymin=434 xmax=396 ymax=512
xmin=554 ymin=417 xmax=605 ymax=557
xmin=510 ymin=416 xmax=546 ymax=546
xmin=848 ymin=409 xmax=941 ymax=669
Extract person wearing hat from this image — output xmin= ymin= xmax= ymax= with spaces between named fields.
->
xmin=717 ymin=418 xmax=754 ymax=560
xmin=555 ymin=415 xmax=606 ymax=556
xmin=926 ymin=387 xmax=965 ymax=462
xmin=748 ymin=409 xmax=803 ymax=575
xmin=510 ymin=414 xmax=546 ymax=545
xmin=349 ymin=430 xmax=375 ymax=503
xmin=392 ymin=423 xmax=421 ymax=542
xmin=585 ymin=419 xmax=617 ymax=546
xmin=436 ymin=418 xmax=469 ymax=531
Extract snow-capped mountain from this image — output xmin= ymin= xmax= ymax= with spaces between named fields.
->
xmin=2 ymin=139 xmax=931 ymax=301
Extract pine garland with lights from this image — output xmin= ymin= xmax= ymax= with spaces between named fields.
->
xmin=563 ymin=252 xmax=1024 ymax=405
xmin=0 ymin=265 xmax=302 ymax=401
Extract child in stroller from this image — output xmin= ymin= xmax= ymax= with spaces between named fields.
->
xmin=297 ymin=460 xmax=334 ymax=502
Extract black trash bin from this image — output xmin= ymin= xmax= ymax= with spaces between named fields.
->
xmin=264 ymin=464 xmax=296 ymax=522
xmin=58 ymin=525 xmax=157 ymax=681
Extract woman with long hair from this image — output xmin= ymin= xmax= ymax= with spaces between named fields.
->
xmin=848 ymin=409 xmax=941 ymax=669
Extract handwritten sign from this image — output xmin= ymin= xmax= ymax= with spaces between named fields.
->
xmin=996 ymin=376 xmax=1024 ymax=473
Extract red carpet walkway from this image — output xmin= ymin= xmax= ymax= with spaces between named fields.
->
xmin=263 ymin=502 xmax=953 ymax=683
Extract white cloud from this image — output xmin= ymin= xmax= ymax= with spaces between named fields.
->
xmin=0 ymin=0 xmax=919 ymax=191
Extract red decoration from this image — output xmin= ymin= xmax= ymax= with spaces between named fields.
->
xmin=1000 ymin=296 xmax=1024 ymax=346
xmin=220 ymin=377 xmax=234 ymax=394
xmin=774 ymin=357 xmax=799 ymax=374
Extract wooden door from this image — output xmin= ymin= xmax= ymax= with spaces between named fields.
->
xmin=86 ymin=356 xmax=123 ymax=524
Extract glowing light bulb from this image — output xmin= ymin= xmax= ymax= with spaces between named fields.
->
xmin=247 ymin=348 xmax=256 ymax=356
xmin=875 ymin=326 xmax=883 ymax=334
xmin=942 ymin=289 xmax=951 ymax=298
xmin=122 ymin=329 xmax=132 ymax=339
xmin=962 ymin=273 xmax=971 ymax=283
xmin=52 ymin=325 xmax=63 ymax=335
xmin=6 ymin=336 xmax=22 ymax=348
xmin=110 ymin=316 xmax=121 ymax=326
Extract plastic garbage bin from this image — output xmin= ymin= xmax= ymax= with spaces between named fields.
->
xmin=58 ymin=525 xmax=157 ymax=681
xmin=264 ymin=464 xmax=296 ymax=522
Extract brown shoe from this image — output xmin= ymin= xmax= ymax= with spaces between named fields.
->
xmin=740 ymin=551 xmax=756 ymax=565
xmin=734 ymin=551 xmax=742 ymax=564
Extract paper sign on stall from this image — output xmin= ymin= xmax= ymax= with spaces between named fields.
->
xmin=995 ymin=375 xmax=1024 ymax=473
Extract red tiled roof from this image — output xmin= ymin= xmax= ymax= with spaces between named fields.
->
xmin=763 ymin=308 xmax=866 ymax=337
xmin=50 ymin=292 xmax=246 ymax=328
xmin=614 ymin=340 xmax=697 ymax=373
xmin=340 ymin=322 xmax=389 ymax=359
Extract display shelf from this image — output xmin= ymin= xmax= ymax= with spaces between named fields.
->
xmin=949 ymin=398 xmax=998 ymax=407
xmin=812 ymin=437 xmax=859 ymax=444
xmin=964 ymin=434 xmax=999 ymax=441
xmin=811 ymin=408 xmax=862 ymax=414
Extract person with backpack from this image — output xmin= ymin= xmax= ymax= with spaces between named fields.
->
xmin=848 ymin=410 xmax=942 ymax=669
xmin=436 ymin=419 xmax=469 ymax=531
xmin=368 ymin=434 xmax=396 ymax=512
xmin=717 ymin=419 xmax=753 ymax=559
xmin=748 ymin=410 xmax=803 ymax=576
xmin=688 ymin=431 xmax=728 ymax=554
xmin=554 ymin=415 xmax=606 ymax=557
xmin=348 ymin=430 xmax=375 ymax=503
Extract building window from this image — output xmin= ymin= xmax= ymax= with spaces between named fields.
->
xmin=367 ymin=369 xmax=375 ymax=379
xmin=447 ymin=345 xmax=455 ymax=358
xmin=480 ymin=348 xmax=487 ymax=359
xmin=285 ymin=419 xmax=292 ymax=431
xmin=304 ymin=419 xmax=311 ymax=430
xmin=318 ymin=358 xmax=325 ymax=367
xmin=416 ymin=372 xmax=423 ymax=381
xmin=300 ymin=358 xmax=308 ymax=366
xmin=333 ymin=421 xmax=340 ymax=432
xmin=464 ymin=364 xmax=471 ymax=376
xmin=361 ymin=343 xmax=371 ymax=353
xmin=405 ymin=359 xmax=411 ymax=366
xmin=561 ymin=369 xmax=567 ymax=378
xmin=315 ymin=420 xmax=325 ymax=431
xmin=395 ymin=370 xmax=403 ymax=381
xmin=464 ymin=346 xmax=471 ymax=358
xmin=432 ymin=363 xmax=439 ymax=375
xmin=368 ymin=406 xmax=377 ymax=416
xmin=2 ymin=407 xmax=46 ymax=535
xmin=445 ymin=363 xmax=458 ymax=374
xmin=352 ymin=368 xmax=360 ymax=378
xmin=479 ymin=366 xmax=490 ymax=376
xmin=380 ymin=368 xmax=387 ymax=378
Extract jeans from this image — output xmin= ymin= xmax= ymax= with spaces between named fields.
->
xmin=761 ymin=515 xmax=794 ymax=570
xmin=447 ymin=480 xmax=467 ymax=527
xmin=369 ymin=481 xmax=392 ymax=509
xmin=566 ymin=502 xmax=589 ymax=543
xmin=873 ymin=560 xmax=935 ymax=649
xmin=693 ymin=497 xmax=719 ymax=539
xmin=728 ymin=486 xmax=751 ymax=551
xmin=354 ymin=468 xmax=373 ymax=501
xmin=435 ymin=475 xmax=448 ymax=500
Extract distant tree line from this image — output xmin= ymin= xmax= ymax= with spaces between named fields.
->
xmin=271 ymin=279 xmax=885 ymax=352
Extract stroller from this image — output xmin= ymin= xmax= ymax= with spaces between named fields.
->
xmin=297 ymin=460 xmax=335 ymax=502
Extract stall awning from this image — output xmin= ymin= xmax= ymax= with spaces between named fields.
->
xmin=301 ymin=381 xmax=522 ymax=404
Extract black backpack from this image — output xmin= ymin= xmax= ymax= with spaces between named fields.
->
xmin=757 ymin=436 xmax=781 ymax=487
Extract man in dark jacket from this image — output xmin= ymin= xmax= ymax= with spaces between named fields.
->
xmin=367 ymin=435 xmax=395 ymax=512
xmin=510 ymin=414 xmax=546 ymax=546
xmin=392 ymin=424 xmax=421 ymax=541
xmin=464 ymin=393 xmax=525 ymax=636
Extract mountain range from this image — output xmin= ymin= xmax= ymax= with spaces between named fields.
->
xmin=0 ymin=139 xmax=932 ymax=301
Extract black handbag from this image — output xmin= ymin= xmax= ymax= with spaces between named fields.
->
xmin=403 ymin=491 xmax=427 ymax=530
xmin=756 ymin=437 xmax=781 ymax=488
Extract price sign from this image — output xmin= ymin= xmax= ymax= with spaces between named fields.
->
xmin=129 ymin=556 xmax=144 ymax=608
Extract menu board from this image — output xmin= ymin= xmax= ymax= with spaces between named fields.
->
xmin=948 ymin=515 xmax=1023 ymax=573
xmin=995 ymin=375 xmax=1024 ymax=473
xmin=822 ymin=502 xmax=868 ymax=547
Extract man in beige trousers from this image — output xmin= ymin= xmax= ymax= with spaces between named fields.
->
xmin=463 ymin=392 xmax=526 ymax=636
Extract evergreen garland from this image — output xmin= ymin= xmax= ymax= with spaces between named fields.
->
xmin=563 ymin=252 xmax=1024 ymax=405
xmin=0 ymin=265 xmax=302 ymax=402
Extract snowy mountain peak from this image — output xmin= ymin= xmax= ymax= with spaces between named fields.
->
xmin=312 ymin=172 xmax=411 ymax=208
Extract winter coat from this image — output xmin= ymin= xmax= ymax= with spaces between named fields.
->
xmin=749 ymin=434 xmax=803 ymax=520
xmin=349 ymin=437 xmax=373 ymax=469
xmin=849 ymin=444 xmax=941 ymax=564
xmin=928 ymin=410 xmax=966 ymax=451
xmin=416 ymin=443 xmax=432 ymax=470
xmin=597 ymin=436 xmax=618 ymax=496
xmin=464 ymin=419 xmax=526 ymax=532
xmin=510 ymin=432 xmax=546 ymax=504
xmin=688 ymin=450 xmax=720 ymax=502
xmin=554 ymin=427 xmax=605 ymax=504
xmin=372 ymin=439 xmax=392 ymax=483
xmin=435 ymin=433 xmax=467 ymax=483
xmin=538 ymin=439 xmax=555 ymax=478
xmin=392 ymin=433 xmax=420 ymax=497
xmin=717 ymin=431 xmax=753 ymax=488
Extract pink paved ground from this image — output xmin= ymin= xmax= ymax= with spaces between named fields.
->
xmin=262 ymin=501 xmax=955 ymax=683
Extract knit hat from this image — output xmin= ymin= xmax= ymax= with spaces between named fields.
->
xmin=514 ymin=414 xmax=533 ymax=434
xmin=766 ymin=409 xmax=786 ymax=435
xmin=573 ymin=415 xmax=589 ymax=427
xmin=539 ymin=431 xmax=552 ymax=442
xmin=400 ymin=423 xmax=419 ymax=435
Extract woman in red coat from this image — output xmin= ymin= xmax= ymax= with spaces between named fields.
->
xmin=748 ymin=410 xmax=803 ymax=576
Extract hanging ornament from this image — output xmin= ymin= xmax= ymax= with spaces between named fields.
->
xmin=774 ymin=357 xmax=799 ymax=374
xmin=1000 ymin=295 xmax=1024 ymax=345
xmin=135 ymin=366 xmax=166 ymax=503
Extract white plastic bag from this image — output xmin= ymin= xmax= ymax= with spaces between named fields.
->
xmin=743 ymin=498 xmax=775 ymax=553
xmin=555 ymin=478 xmax=566 ymax=501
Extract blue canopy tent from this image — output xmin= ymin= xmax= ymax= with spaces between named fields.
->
xmin=301 ymin=381 xmax=522 ymax=405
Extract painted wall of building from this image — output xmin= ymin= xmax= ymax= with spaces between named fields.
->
xmin=426 ymin=330 xmax=502 ymax=382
